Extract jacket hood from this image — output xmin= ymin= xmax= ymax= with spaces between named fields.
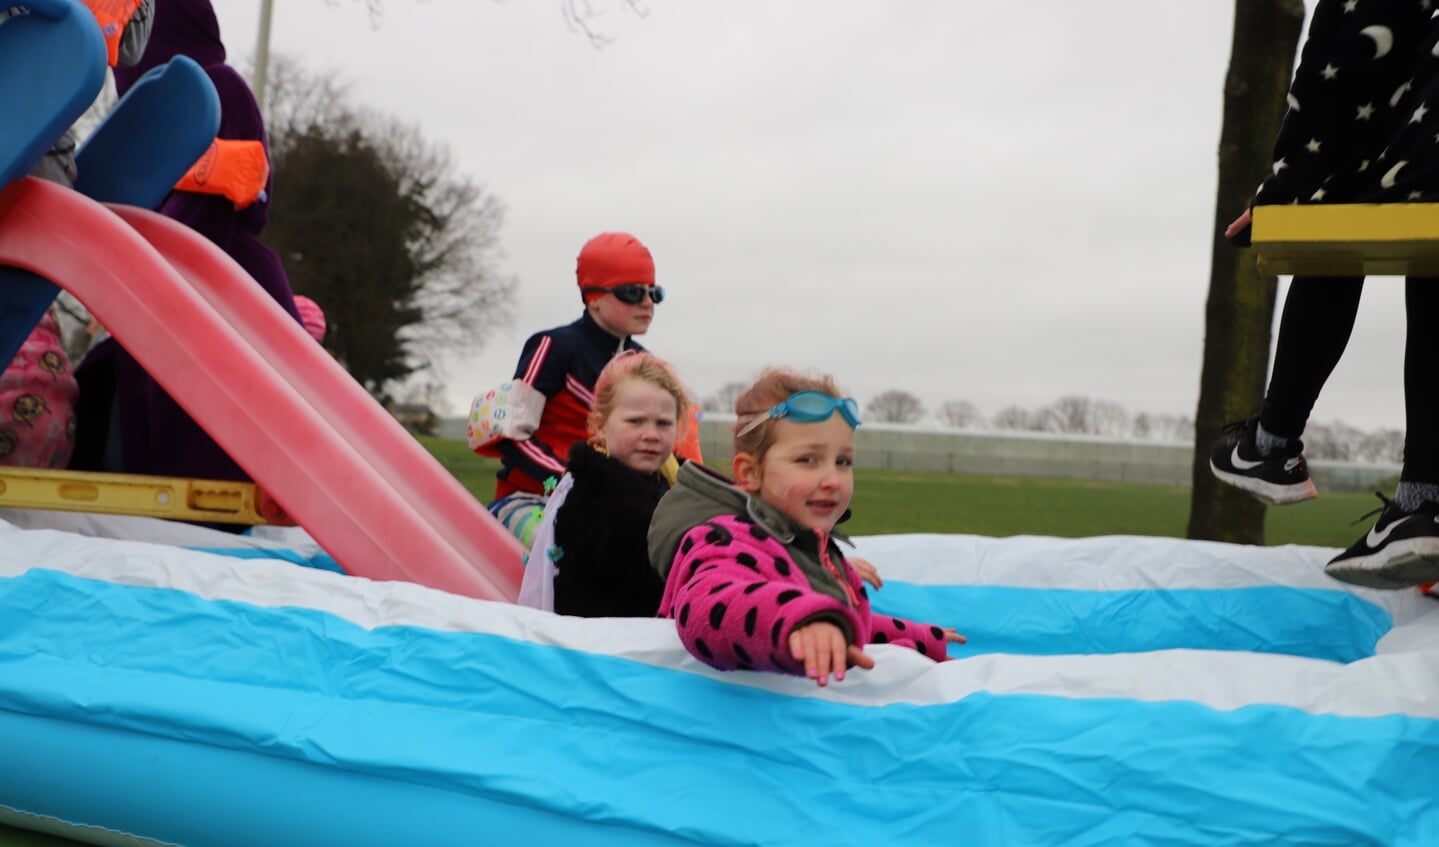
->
xmin=113 ymin=0 xmax=226 ymax=97
xmin=647 ymin=462 xmax=849 ymax=582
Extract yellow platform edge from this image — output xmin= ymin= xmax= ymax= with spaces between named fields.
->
xmin=0 ymin=466 xmax=265 ymax=524
xmin=1252 ymin=203 xmax=1439 ymax=277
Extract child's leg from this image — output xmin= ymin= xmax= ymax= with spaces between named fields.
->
xmin=487 ymin=492 xmax=548 ymax=549
xmin=1259 ymin=275 xmax=1364 ymax=440
xmin=1210 ymin=275 xmax=1363 ymax=505
xmin=1325 ymin=276 xmax=1439 ymax=589
xmin=1398 ymin=276 xmax=1439 ymax=499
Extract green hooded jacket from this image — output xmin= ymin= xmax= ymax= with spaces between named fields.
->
xmin=646 ymin=461 xmax=855 ymax=607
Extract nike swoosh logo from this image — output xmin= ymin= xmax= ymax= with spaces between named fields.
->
xmin=1230 ymin=445 xmax=1264 ymax=471
xmin=1368 ymin=516 xmax=1413 ymax=549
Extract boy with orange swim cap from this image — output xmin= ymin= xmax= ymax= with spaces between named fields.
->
xmin=472 ymin=231 xmax=688 ymax=545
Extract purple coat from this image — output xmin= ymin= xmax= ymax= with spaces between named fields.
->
xmin=85 ymin=0 xmax=299 ymax=483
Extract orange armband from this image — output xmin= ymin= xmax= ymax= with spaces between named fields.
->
xmin=175 ymin=139 xmax=271 ymax=209
xmin=675 ymin=403 xmax=705 ymax=464
xmin=83 ymin=0 xmax=145 ymax=67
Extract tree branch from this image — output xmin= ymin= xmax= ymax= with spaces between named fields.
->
xmin=561 ymin=0 xmax=648 ymax=48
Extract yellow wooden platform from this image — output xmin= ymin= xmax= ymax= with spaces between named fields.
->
xmin=1252 ymin=203 xmax=1439 ymax=277
xmin=0 ymin=466 xmax=265 ymax=524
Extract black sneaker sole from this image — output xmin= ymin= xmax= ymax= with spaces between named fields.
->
xmin=1209 ymin=462 xmax=1318 ymax=506
xmin=1324 ymin=538 xmax=1439 ymax=590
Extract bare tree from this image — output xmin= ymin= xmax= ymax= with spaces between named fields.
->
xmin=328 ymin=0 xmax=387 ymax=25
xmin=1040 ymin=396 xmax=1091 ymax=434
xmin=264 ymin=58 xmax=517 ymax=394
xmin=1145 ymin=414 xmax=1195 ymax=443
xmin=322 ymin=0 xmax=652 ymax=40
xmin=1357 ymin=429 xmax=1404 ymax=464
xmin=262 ymin=55 xmax=353 ymax=147
xmin=1188 ymin=0 xmax=1305 ymax=544
xmin=399 ymin=380 xmax=452 ymax=417
xmin=937 ymin=400 xmax=982 ymax=429
xmin=866 ymin=390 xmax=925 ymax=425
xmin=250 ymin=1 xmax=647 ymax=114
xmin=1301 ymin=423 xmax=1343 ymax=461
xmin=378 ymin=118 xmax=517 ymax=373
xmin=1295 ymin=420 xmax=1396 ymax=463
xmin=990 ymin=405 xmax=1038 ymax=431
xmin=1087 ymin=400 xmax=1132 ymax=438
xmin=1037 ymin=396 xmax=1130 ymax=436
xmin=703 ymin=381 xmax=748 ymax=414
xmin=1304 ymin=421 xmax=1372 ymax=462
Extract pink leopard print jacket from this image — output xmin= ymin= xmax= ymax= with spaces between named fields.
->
xmin=649 ymin=463 xmax=951 ymax=677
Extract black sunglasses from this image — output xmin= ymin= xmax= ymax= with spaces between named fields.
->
xmin=584 ymin=284 xmax=665 ymax=305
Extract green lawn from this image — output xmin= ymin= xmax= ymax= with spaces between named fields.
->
xmin=421 ymin=434 xmax=503 ymax=500
xmin=418 ymin=436 xmax=1379 ymax=550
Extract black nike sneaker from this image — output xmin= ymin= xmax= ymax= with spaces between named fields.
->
xmin=1209 ymin=416 xmax=1317 ymax=505
xmin=1325 ymin=493 xmax=1439 ymax=589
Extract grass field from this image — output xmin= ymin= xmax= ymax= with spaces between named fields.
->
xmin=419 ymin=436 xmax=1383 ymax=551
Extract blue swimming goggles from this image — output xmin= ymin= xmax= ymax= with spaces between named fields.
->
xmin=736 ymin=390 xmax=862 ymax=438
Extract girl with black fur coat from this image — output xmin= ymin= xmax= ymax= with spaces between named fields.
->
xmin=519 ymin=351 xmax=690 ymax=617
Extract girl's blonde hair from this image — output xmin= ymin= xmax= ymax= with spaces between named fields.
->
xmin=732 ymin=367 xmax=845 ymax=463
xmin=588 ymin=350 xmax=691 ymax=443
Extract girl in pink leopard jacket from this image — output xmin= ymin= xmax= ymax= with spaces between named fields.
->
xmin=647 ymin=368 xmax=965 ymax=686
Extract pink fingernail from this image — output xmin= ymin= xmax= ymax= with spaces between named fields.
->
xmin=836 ymin=670 xmax=845 ymax=681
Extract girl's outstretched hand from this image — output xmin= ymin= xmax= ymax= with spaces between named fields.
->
xmin=939 ymin=627 xmax=967 ymax=661
xmin=789 ymin=621 xmax=874 ymax=686
xmin=849 ymin=556 xmax=883 ymax=588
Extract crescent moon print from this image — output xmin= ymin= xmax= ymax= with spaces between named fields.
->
xmin=1391 ymin=80 xmax=1412 ymax=108
xmin=1381 ymin=161 xmax=1408 ymax=189
xmin=1360 ymin=26 xmax=1394 ymax=59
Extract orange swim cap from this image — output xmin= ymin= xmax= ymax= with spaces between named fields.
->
xmin=576 ymin=232 xmax=655 ymax=304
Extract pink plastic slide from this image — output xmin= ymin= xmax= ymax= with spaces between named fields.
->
xmin=0 ymin=177 xmax=524 ymax=601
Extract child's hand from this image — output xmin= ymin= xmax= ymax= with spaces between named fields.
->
xmin=1225 ymin=207 xmax=1253 ymax=247
xmin=938 ymin=627 xmax=967 ymax=662
xmin=1224 ymin=207 xmax=1252 ymax=239
xmin=788 ymin=621 xmax=874 ymax=686
xmin=849 ymin=556 xmax=883 ymax=588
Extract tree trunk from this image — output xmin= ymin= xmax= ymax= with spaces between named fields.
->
xmin=1187 ymin=0 xmax=1305 ymax=543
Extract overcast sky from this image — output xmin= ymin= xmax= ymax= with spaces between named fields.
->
xmin=209 ymin=1 xmax=1409 ymax=433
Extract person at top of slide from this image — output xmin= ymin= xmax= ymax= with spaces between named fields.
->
xmin=72 ymin=0 xmax=304 ymax=507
